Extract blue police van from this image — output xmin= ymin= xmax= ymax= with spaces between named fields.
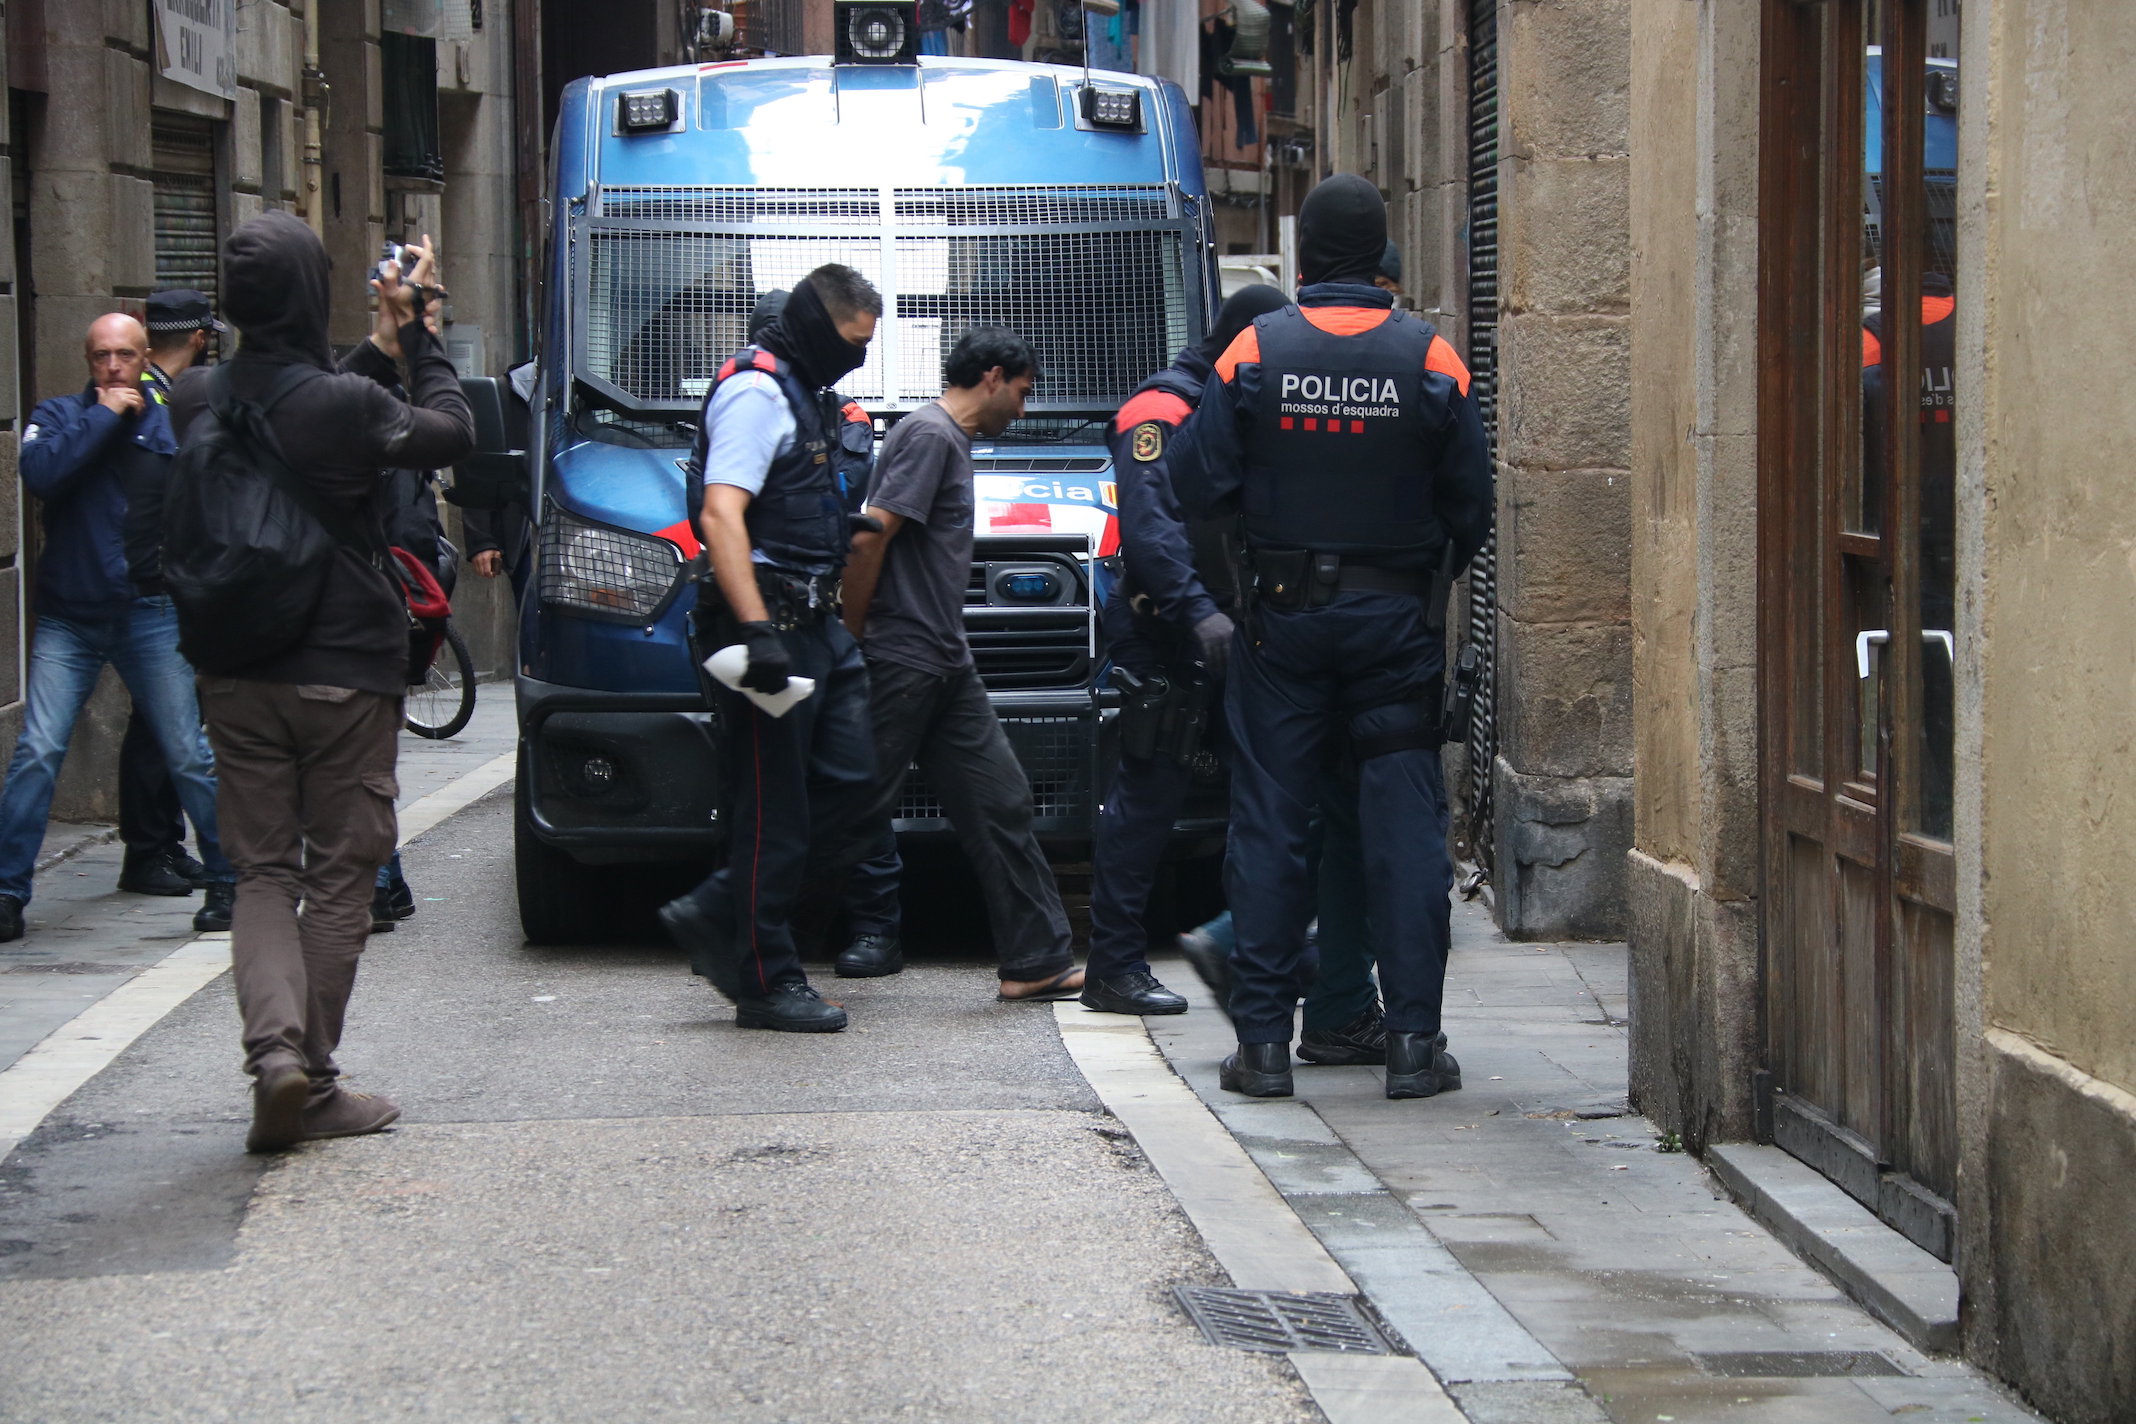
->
xmin=493 ymin=23 xmax=1222 ymax=942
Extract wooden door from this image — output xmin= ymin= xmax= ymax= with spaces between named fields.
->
xmin=1755 ymin=0 xmax=1960 ymax=1261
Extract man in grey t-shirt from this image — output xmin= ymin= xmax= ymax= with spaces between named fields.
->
xmin=837 ymin=326 xmax=1079 ymax=999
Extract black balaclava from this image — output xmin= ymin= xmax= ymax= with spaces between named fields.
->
xmin=1198 ymin=284 xmax=1290 ymax=364
xmin=222 ymin=210 xmax=336 ymax=371
xmin=1296 ymin=173 xmax=1388 ymax=287
xmin=746 ymin=289 xmax=789 ymax=344
xmin=754 ymin=276 xmax=867 ymax=391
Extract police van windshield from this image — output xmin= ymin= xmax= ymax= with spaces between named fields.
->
xmin=570 ymin=184 xmax=1199 ymax=433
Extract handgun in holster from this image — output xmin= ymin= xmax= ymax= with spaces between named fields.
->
xmin=1111 ymin=664 xmax=1207 ymax=767
xmin=1442 ymin=641 xmax=1482 ymax=744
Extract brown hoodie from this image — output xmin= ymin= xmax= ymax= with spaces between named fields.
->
xmin=170 ymin=212 xmax=474 ymax=696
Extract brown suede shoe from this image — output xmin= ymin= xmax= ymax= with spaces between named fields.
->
xmin=246 ymin=1063 xmax=311 ymax=1154
xmin=298 ymin=1088 xmax=402 ymax=1142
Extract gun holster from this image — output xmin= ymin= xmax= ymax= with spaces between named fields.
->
xmin=1441 ymin=641 xmax=1482 ymax=745
xmin=1112 ymin=665 xmax=1208 ymax=767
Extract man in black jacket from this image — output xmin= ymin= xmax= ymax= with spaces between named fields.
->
xmin=168 ymin=213 xmax=472 ymax=1153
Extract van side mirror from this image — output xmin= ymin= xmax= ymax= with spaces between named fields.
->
xmin=446 ymin=376 xmax=529 ymax=512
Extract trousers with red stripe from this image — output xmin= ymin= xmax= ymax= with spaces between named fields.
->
xmin=674 ymin=614 xmax=876 ymax=997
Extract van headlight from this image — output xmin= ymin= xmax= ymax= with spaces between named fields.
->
xmin=539 ymin=508 xmax=683 ymax=622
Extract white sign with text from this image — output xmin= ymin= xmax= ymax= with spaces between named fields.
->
xmin=153 ymin=0 xmax=237 ymax=100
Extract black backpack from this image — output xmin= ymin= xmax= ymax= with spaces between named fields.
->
xmin=164 ymin=364 xmax=363 ymax=675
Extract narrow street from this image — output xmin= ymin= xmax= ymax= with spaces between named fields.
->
xmin=0 ymin=707 xmax=2039 ymax=1423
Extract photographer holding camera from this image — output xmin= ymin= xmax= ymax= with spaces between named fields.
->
xmin=167 ymin=215 xmax=471 ymax=1153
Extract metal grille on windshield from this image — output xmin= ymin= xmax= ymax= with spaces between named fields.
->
xmin=574 ymin=184 xmax=1197 ymax=415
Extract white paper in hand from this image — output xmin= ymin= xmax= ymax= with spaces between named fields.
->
xmin=704 ymin=643 xmax=815 ymax=717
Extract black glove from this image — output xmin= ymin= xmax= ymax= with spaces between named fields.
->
xmin=1191 ymin=610 xmax=1235 ymax=674
xmin=736 ymin=620 xmax=791 ymax=695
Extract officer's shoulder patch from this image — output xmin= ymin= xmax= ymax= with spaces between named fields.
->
xmin=1130 ymin=421 xmax=1165 ymax=463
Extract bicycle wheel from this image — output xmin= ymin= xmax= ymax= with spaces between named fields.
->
xmin=405 ymin=623 xmax=477 ymax=739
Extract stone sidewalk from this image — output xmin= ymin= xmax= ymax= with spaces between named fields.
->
xmin=1140 ymin=903 xmax=2042 ymax=1424
xmin=0 ymin=693 xmax=518 ymax=1075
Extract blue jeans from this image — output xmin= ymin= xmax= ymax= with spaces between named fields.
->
xmin=0 ymin=599 xmax=232 ymax=903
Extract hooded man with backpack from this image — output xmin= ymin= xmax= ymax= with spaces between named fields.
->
xmin=165 ymin=212 xmax=472 ymax=1153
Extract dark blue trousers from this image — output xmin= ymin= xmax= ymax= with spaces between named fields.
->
xmin=1224 ymin=591 xmax=1452 ymax=1046
xmin=1087 ymin=745 xmax=1194 ymax=981
xmin=678 ymin=615 xmax=876 ymax=997
xmin=1305 ymin=785 xmax=1380 ymax=1032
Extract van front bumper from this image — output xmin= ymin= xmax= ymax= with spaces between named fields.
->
xmin=516 ymin=675 xmax=724 ymax=864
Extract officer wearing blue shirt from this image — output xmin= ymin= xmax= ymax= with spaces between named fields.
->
xmin=657 ymin=266 xmax=883 ymax=1034
xmin=1081 ymin=284 xmax=1287 ymax=1016
xmin=0 ymin=313 xmax=236 ymax=942
xmin=1175 ymin=175 xmax=1493 ymax=1101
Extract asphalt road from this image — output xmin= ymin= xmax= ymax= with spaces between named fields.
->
xmin=0 ymin=788 xmax=1316 ymax=1424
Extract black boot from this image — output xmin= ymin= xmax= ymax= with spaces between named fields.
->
xmin=370 ymin=875 xmax=417 ymax=933
xmin=118 ymin=851 xmax=196 ymax=897
xmin=0 ymin=894 xmax=23 ymax=943
xmin=1080 ymin=971 xmax=1189 ymax=1016
xmin=735 ymin=981 xmax=849 ymax=1033
xmin=1298 ymin=1004 xmax=1388 ymax=1065
xmin=1385 ymin=1031 xmax=1462 ymax=1100
xmin=1219 ymin=1041 xmax=1294 ymax=1098
xmin=192 ymin=882 xmax=235 ymax=933
xmin=834 ymin=931 xmax=904 ymax=978
xmin=659 ymin=894 xmax=742 ymax=1002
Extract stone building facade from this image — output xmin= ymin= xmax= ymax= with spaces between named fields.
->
xmin=1629 ymin=0 xmax=2136 ymax=1417
xmin=0 ymin=0 xmax=526 ymax=821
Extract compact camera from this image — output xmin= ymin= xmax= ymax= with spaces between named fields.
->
xmin=378 ymin=242 xmax=416 ymax=282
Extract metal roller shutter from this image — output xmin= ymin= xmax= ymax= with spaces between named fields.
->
xmin=152 ymin=115 xmax=219 ymax=305
xmin=1462 ymin=0 xmax=1500 ymax=878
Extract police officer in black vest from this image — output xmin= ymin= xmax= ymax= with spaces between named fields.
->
xmin=1175 ymin=175 xmax=1493 ymax=1099
xmin=658 ymin=265 xmax=883 ymax=1033
xmin=1081 ymin=284 xmax=1288 ymax=1015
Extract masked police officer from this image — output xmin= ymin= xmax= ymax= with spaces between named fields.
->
xmin=658 ymin=265 xmax=883 ymax=1033
xmin=1081 ymin=284 xmax=1288 ymax=1015
xmin=1175 ymin=174 xmax=1493 ymax=1099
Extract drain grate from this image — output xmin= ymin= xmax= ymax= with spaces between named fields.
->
xmin=1695 ymin=1350 xmax=1906 ymax=1378
xmin=1173 ymin=1287 xmax=1396 ymax=1356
